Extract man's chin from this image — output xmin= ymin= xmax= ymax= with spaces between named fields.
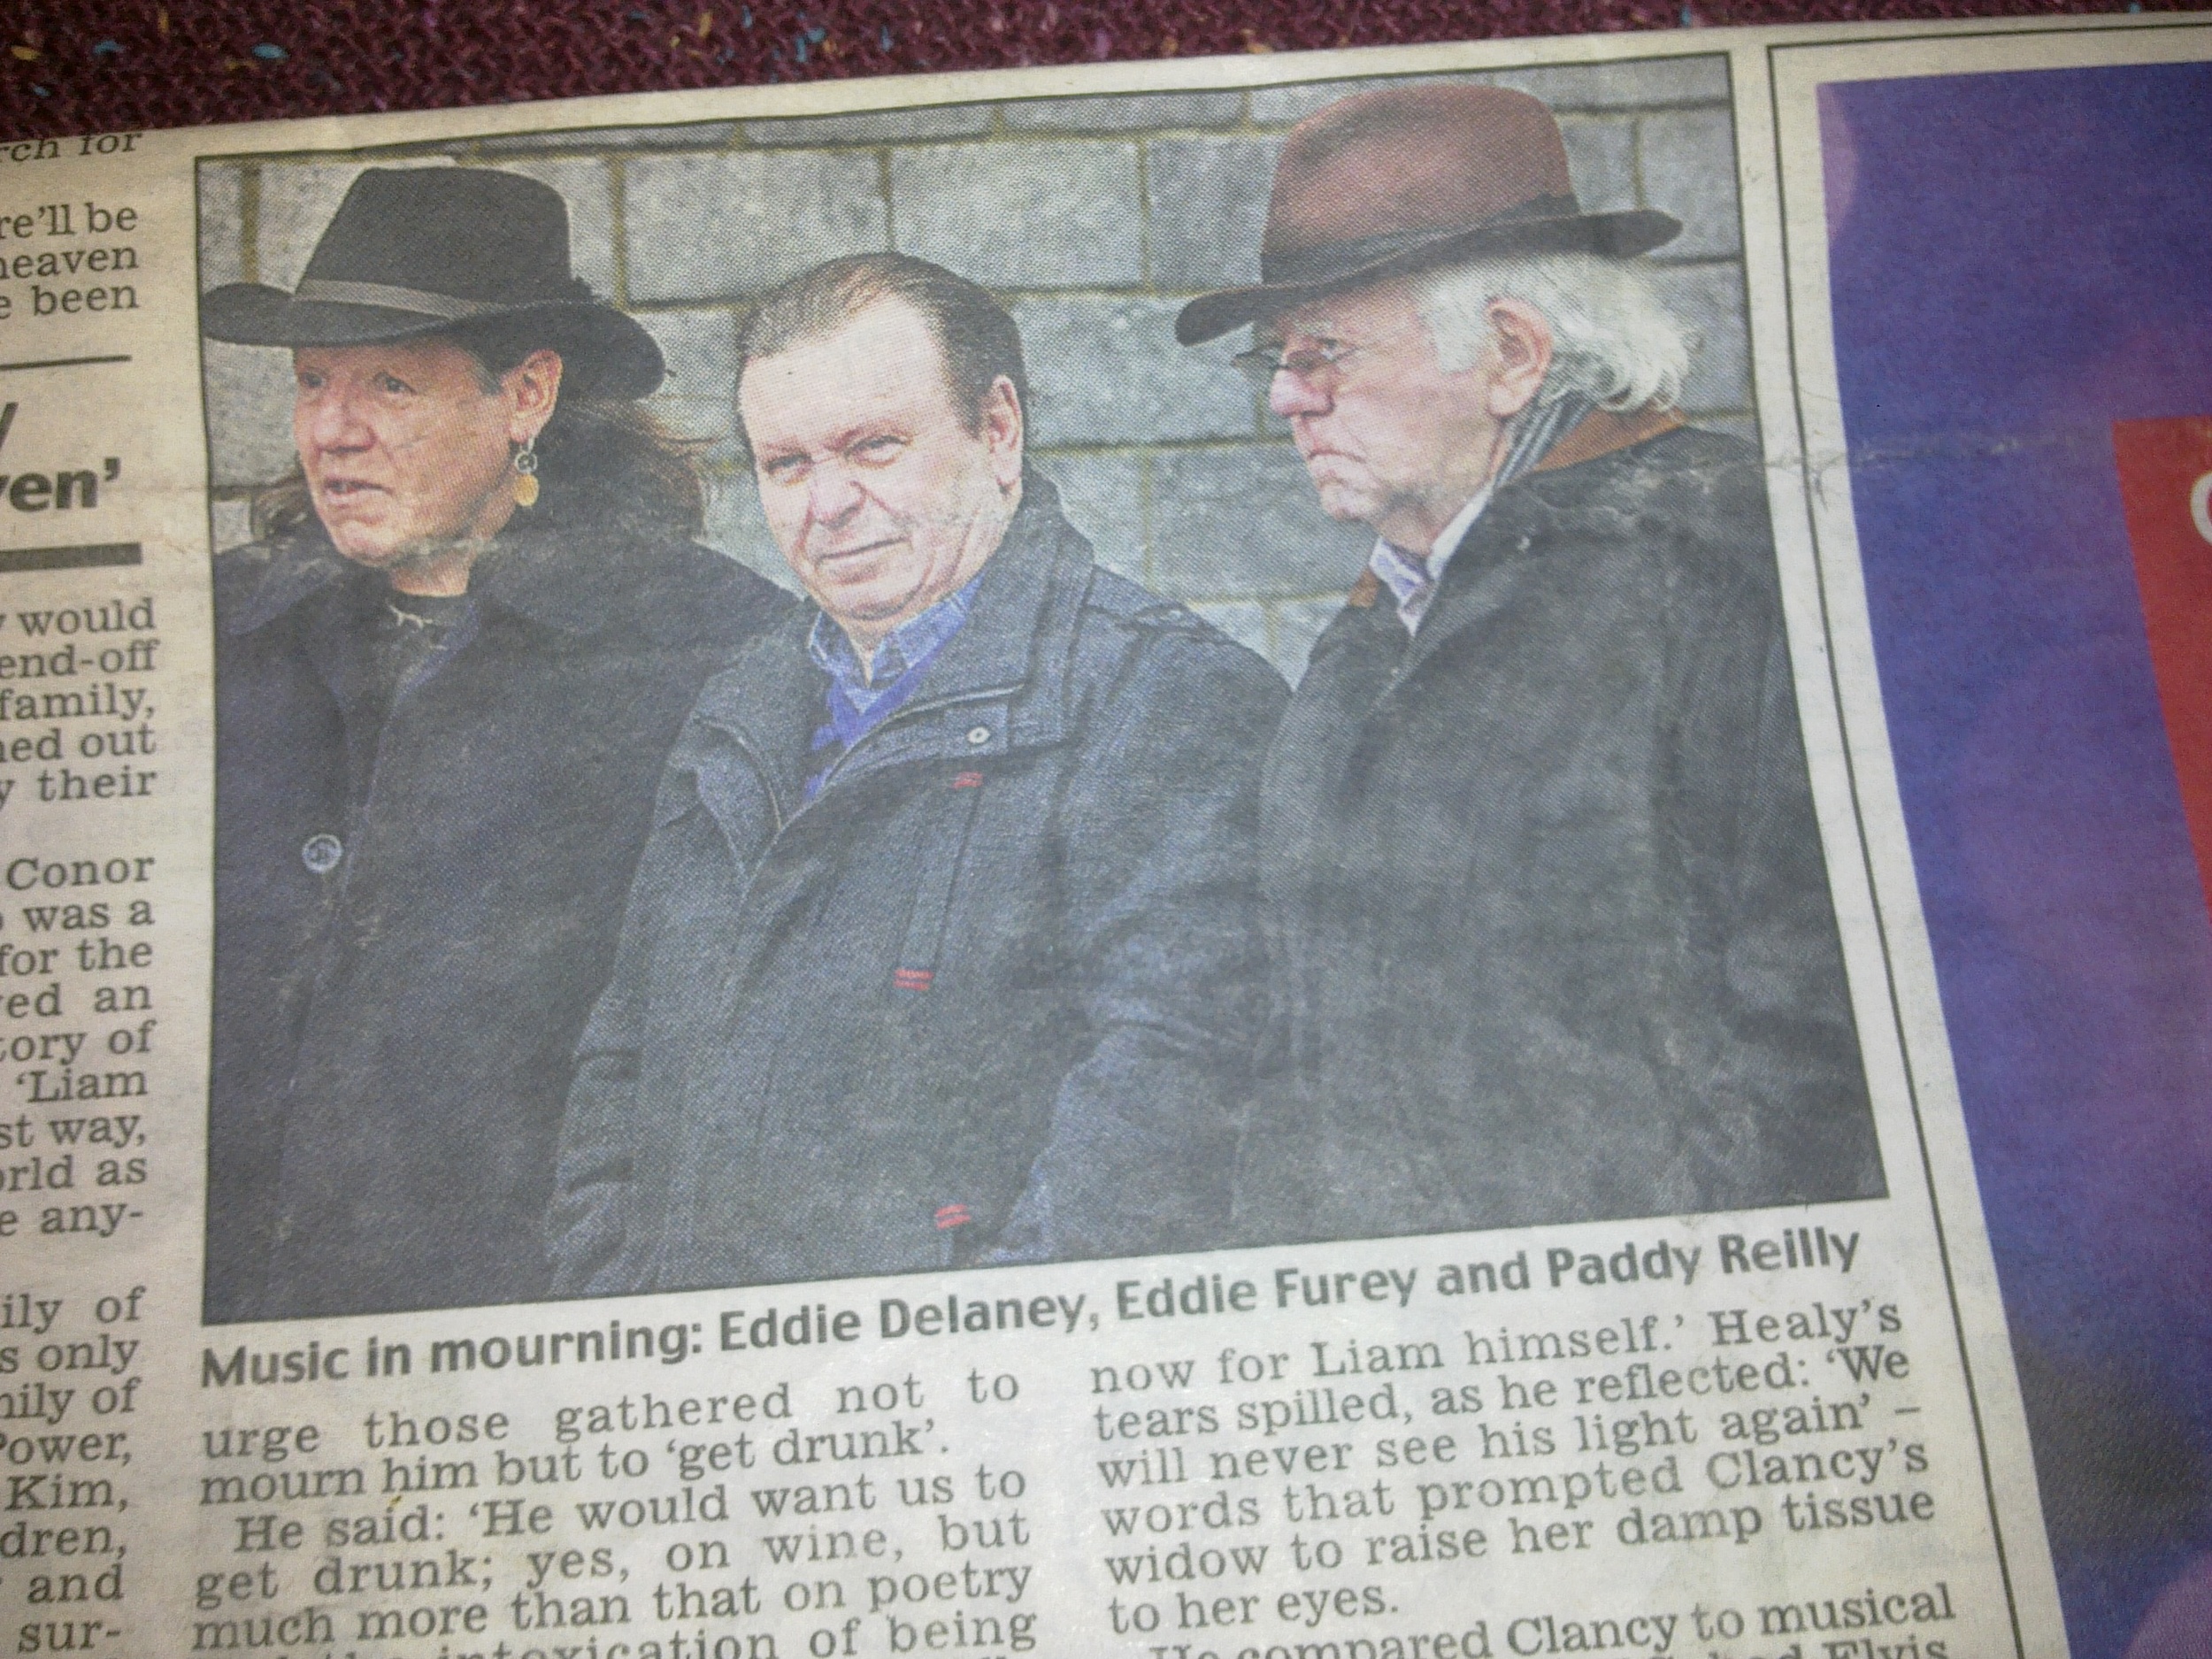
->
xmin=330 ymin=537 xmax=406 ymax=570
xmin=816 ymin=588 xmax=918 ymax=636
xmin=806 ymin=557 xmax=915 ymax=611
xmin=1309 ymin=480 xmax=1380 ymax=528
xmin=327 ymin=527 xmax=465 ymax=574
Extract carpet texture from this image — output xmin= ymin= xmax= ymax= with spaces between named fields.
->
xmin=0 ymin=0 xmax=2190 ymax=142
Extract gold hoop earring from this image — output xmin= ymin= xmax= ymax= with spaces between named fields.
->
xmin=512 ymin=439 xmax=541 ymax=509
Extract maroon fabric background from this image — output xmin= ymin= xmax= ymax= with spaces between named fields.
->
xmin=0 ymin=0 xmax=2188 ymax=143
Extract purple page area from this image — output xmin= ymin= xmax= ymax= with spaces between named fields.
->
xmin=1819 ymin=62 xmax=2212 ymax=1659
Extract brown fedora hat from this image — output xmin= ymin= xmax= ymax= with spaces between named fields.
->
xmin=1175 ymin=84 xmax=1679 ymax=346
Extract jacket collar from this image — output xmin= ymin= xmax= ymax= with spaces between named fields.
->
xmin=1527 ymin=403 xmax=1685 ymax=476
xmin=687 ymin=468 xmax=1092 ymax=789
xmin=222 ymin=515 xmax=680 ymax=641
xmin=1391 ymin=407 xmax=1692 ymax=685
xmin=1341 ymin=404 xmax=1686 ymax=615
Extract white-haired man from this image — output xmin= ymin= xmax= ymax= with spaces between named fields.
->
xmin=1177 ymin=84 xmax=1880 ymax=1240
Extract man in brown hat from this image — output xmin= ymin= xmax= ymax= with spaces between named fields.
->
xmin=199 ymin=168 xmax=787 ymax=1320
xmin=1179 ymin=85 xmax=1882 ymax=1240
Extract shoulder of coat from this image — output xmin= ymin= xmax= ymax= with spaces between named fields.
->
xmin=1506 ymin=425 xmax=1786 ymax=619
xmin=1509 ymin=421 xmax=1767 ymax=528
xmin=623 ymin=538 xmax=797 ymax=646
xmin=213 ymin=532 xmax=342 ymax=622
xmin=211 ymin=543 xmax=271 ymax=610
xmin=1644 ymin=422 xmax=1762 ymax=479
xmin=1076 ymin=567 xmax=1292 ymax=709
xmin=1082 ymin=566 xmax=1213 ymax=636
xmin=1606 ymin=422 xmax=1763 ymax=498
xmin=214 ymin=533 xmax=311 ymax=580
xmin=215 ymin=536 xmax=280 ymax=569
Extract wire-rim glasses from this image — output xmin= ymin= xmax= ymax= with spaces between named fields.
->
xmin=1231 ymin=336 xmax=1374 ymax=394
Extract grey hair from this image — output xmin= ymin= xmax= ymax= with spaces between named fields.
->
xmin=1415 ymin=252 xmax=1694 ymax=413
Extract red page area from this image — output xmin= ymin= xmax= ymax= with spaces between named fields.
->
xmin=2114 ymin=415 xmax=2212 ymax=918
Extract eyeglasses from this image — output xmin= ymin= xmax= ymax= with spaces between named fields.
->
xmin=1231 ymin=327 xmax=1419 ymax=394
xmin=1232 ymin=336 xmax=1371 ymax=394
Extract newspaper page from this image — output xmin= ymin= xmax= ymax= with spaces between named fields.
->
xmin=0 ymin=16 xmax=2201 ymax=1659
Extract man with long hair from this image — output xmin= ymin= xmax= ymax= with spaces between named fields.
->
xmin=201 ymin=168 xmax=787 ymax=1319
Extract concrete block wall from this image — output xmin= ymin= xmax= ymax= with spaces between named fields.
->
xmin=197 ymin=54 xmax=1749 ymax=680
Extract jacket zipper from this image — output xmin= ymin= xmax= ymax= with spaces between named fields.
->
xmin=709 ymin=678 xmax=1024 ymax=844
xmin=695 ymin=681 xmax=1022 ymax=1151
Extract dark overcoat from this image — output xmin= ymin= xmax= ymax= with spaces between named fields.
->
xmin=1240 ymin=421 xmax=1882 ymax=1243
xmin=208 ymin=505 xmax=787 ymax=1321
xmin=545 ymin=476 xmax=1288 ymax=1294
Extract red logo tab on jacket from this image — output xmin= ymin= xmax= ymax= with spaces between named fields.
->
xmin=2114 ymin=415 xmax=2212 ymax=916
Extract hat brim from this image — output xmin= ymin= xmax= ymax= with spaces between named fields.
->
xmin=200 ymin=282 xmax=665 ymax=399
xmin=1174 ymin=209 xmax=1682 ymax=346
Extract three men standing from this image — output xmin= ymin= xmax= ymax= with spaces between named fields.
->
xmin=545 ymin=255 xmax=1287 ymax=1292
xmin=206 ymin=90 xmax=1882 ymax=1313
xmin=1178 ymin=86 xmax=1879 ymax=1240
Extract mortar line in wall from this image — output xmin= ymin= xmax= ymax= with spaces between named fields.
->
xmin=1038 ymin=436 xmax=1308 ymax=457
xmin=1179 ymin=590 xmax=1351 ymax=611
xmin=1135 ymin=138 xmax=1154 ymax=294
xmin=746 ymin=123 xmax=1267 ymax=152
xmin=610 ymin=159 xmax=632 ymax=310
xmin=1138 ymin=449 xmax=1156 ymax=590
xmin=878 ymin=147 xmax=897 ymax=251
xmin=1025 ymin=403 xmax=1753 ymax=456
xmin=238 ymin=164 xmax=261 ymax=288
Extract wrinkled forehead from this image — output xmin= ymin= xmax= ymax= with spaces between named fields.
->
xmin=740 ymin=297 xmax=957 ymax=440
xmin=290 ymin=334 xmax=486 ymax=382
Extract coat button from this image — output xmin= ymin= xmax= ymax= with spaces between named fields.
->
xmin=301 ymin=833 xmax=343 ymax=876
xmin=965 ymin=726 xmax=991 ymax=747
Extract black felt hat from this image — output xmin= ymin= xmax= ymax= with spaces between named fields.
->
xmin=201 ymin=167 xmax=664 ymax=398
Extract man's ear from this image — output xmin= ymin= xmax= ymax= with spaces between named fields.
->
xmin=504 ymin=349 xmax=565 ymax=447
xmin=1483 ymin=298 xmax=1553 ymax=420
xmin=980 ymin=375 xmax=1024 ymax=490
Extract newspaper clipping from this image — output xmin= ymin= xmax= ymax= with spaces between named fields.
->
xmin=2 ymin=15 xmax=2208 ymax=1659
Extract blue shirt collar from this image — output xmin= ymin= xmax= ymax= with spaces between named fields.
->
xmin=807 ymin=576 xmax=982 ymax=712
xmin=803 ymin=577 xmax=985 ymax=800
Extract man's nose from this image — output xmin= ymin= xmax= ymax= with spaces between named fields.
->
xmin=299 ymin=386 xmax=373 ymax=452
xmin=806 ymin=463 xmax=867 ymax=526
xmin=1269 ymin=369 xmax=1332 ymax=420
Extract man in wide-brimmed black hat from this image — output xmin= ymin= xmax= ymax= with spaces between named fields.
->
xmin=202 ymin=167 xmax=787 ymax=1321
xmin=1178 ymin=85 xmax=1882 ymax=1240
